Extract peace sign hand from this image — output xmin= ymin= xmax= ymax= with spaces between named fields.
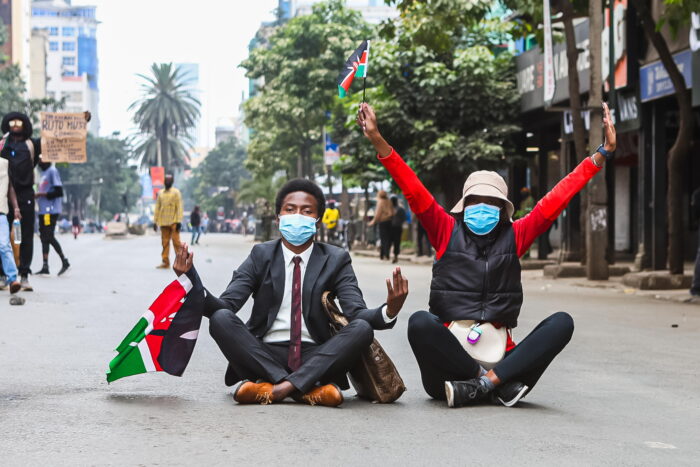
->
xmin=385 ymin=267 xmax=409 ymax=319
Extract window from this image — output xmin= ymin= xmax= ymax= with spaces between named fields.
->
xmin=63 ymin=71 xmax=75 ymax=77
xmin=62 ymin=56 xmax=76 ymax=66
xmin=62 ymin=27 xmax=75 ymax=37
xmin=49 ymin=27 xmax=59 ymax=36
xmin=62 ymin=42 xmax=76 ymax=51
xmin=49 ymin=42 xmax=59 ymax=51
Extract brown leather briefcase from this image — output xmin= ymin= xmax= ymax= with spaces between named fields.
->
xmin=322 ymin=291 xmax=406 ymax=403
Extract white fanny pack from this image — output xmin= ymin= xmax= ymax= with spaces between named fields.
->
xmin=448 ymin=320 xmax=508 ymax=369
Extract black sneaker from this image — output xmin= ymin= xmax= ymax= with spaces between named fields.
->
xmin=58 ymin=259 xmax=70 ymax=276
xmin=36 ymin=265 xmax=50 ymax=276
xmin=494 ymin=381 xmax=529 ymax=407
xmin=445 ymin=379 xmax=491 ymax=408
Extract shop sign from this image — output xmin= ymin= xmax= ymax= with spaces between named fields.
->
xmin=639 ymin=49 xmax=692 ymax=102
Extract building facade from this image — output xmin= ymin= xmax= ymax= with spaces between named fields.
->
xmin=513 ymin=1 xmax=700 ymax=271
xmin=31 ymin=0 xmax=99 ymax=134
xmin=1 ymin=0 xmax=32 ymax=86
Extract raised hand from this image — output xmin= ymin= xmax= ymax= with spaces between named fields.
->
xmin=602 ymin=102 xmax=616 ymax=152
xmin=385 ymin=266 xmax=409 ymax=319
xmin=173 ymin=242 xmax=194 ymax=277
xmin=357 ymin=103 xmax=392 ymax=157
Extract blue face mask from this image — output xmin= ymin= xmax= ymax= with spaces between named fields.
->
xmin=463 ymin=203 xmax=501 ymax=236
xmin=278 ymin=213 xmax=317 ymax=246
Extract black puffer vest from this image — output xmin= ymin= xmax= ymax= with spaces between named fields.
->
xmin=429 ymin=221 xmax=523 ymax=328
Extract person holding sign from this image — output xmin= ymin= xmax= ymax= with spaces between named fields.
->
xmin=357 ymin=102 xmax=616 ymax=408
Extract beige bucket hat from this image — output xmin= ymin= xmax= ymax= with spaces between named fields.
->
xmin=450 ymin=170 xmax=515 ymax=219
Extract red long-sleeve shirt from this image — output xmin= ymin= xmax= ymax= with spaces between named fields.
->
xmin=377 ymin=148 xmax=601 ymax=350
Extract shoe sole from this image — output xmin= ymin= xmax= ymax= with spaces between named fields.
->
xmin=445 ymin=381 xmax=455 ymax=407
xmin=497 ymin=384 xmax=529 ymax=407
xmin=58 ymin=268 xmax=69 ymax=276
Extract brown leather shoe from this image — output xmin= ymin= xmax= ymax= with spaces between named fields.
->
xmin=301 ymin=384 xmax=344 ymax=407
xmin=156 ymin=263 xmax=170 ymax=269
xmin=233 ymin=380 xmax=274 ymax=405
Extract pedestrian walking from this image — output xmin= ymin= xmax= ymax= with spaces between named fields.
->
xmin=153 ymin=174 xmax=183 ymax=269
xmin=368 ymin=190 xmax=394 ymax=260
xmin=358 ymin=102 xmax=617 ymax=408
xmin=0 ymin=112 xmax=39 ymax=291
xmin=0 ymin=154 xmax=21 ymax=294
xmin=390 ymin=196 xmax=406 ymax=263
xmin=190 ymin=206 xmax=202 ymax=245
xmin=690 ymin=186 xmax=700 ymax=297
xmin=201 ymin=212 xmax=209 ymax=235
xmin=35 ymin=159 xmax=70 ymax=276
xmin=72 ymin=215 xmax=81 ymax=239
xmin=322 ymin=200 xmax=340 ymax=242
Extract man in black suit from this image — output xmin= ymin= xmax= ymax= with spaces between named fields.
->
xmin=173 ymin=179 xmax=409 ymax=407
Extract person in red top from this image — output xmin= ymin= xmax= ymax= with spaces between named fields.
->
xmin=357 ymin=102 xmax=617 ymax=408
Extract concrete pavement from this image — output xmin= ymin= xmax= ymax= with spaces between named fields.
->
xmin=1 ymin=233 xmax=699 ymax=465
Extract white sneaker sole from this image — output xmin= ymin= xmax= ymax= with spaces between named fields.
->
xmin=497 ymin=384 xmax=529 ymax=407
xmin=444 ymin=381 xmax=455 ymax=407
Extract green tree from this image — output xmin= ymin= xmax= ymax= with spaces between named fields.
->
xmin=335 ymin=0 xmax=521 ymax=205
xmin=58 ymin=135 xmax=139 ymax=220
xmin=242 ymin=0 xmax=372 ymax=179
xmin=188 ymin=137 xmax=249 ymax=215
xmin=129 ymin=63 xmax=200 ymax=172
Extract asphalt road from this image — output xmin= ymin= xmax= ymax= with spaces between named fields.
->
xmin=1 ymin=233 xmax=699 ymax=466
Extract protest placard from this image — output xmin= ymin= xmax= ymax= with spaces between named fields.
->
xmin=40 ymin=112 xmax=88 ymax=163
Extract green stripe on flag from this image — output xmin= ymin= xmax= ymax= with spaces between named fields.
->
xmin=106 ymin=315 xmax=152 ymax=383
xmin=355 ymin=64 xmax=366 ymax=78
xmin=338 ymin=85 xmax=347 ymax=98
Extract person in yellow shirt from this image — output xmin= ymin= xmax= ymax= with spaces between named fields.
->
xmin=153 ymin=174 xmax=183 ymax=269
xmin=322 ymin=200 xmax=340 ymax=241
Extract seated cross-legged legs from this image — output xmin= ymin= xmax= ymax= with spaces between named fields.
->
xmin=209 ymin=309 xmax=374 ymax=407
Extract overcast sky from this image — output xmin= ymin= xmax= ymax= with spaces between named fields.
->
xmin=73 ymin=0 xmax=277 ymax=146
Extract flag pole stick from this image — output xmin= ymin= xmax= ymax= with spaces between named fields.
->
xmin=362 ymin=77 xmax=367 ymax=103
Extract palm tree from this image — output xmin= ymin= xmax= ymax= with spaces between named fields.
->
xmin=129 ymin=63 xmax=200 ymax=172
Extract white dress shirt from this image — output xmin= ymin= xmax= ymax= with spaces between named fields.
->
xmin=262 ymin=242 xmax=396 ymax=344
xmin=263 ymin=243 xmax=316 ymax=343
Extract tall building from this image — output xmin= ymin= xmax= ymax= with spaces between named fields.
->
xmin=0 ymin=0 xmax=32 ymax=86
xmin=29 ymin=27 xmax=48 ymax=98
xmin=31 ymin=0 xmax=99 ymax=134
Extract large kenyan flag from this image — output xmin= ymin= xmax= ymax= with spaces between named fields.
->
xmin=106 ymin=269 xmax=205 ymax=383
xmin=337 ymin=40 xmax=370 ymax=98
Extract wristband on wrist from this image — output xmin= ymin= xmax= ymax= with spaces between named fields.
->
xmin=595 ymin=144 xmax=614 ymax=160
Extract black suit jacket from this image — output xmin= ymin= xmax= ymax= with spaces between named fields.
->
xmin=204 ymin=240 xmax=394 ymax=385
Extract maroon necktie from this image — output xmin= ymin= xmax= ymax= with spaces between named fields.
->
xmin=288 ymin=256 xmax=303 ymax=371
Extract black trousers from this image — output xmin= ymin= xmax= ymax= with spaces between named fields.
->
xmin=378 ymin=220 xmax=392 ymax=259
xmin=391 ymin=225 xmax=402 ymax=257
xmin=209 ymin=309 xmax=374 ymax=393
xmin=692 ymin=227 xmax=700 ymax=295
xmin=6 ymin=197 xmax=35 ymax=276
xmin=416 ymin=222 xmax=432 ymax=257
xmin=39 ymin=213 xmax=65 ymax=259
xmin=407 ymin=310 xmax=574 ymax=400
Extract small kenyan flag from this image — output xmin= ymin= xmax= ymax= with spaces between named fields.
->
xmin=337 ymin=40 xmax=370 ymax=98
xmin=106 ymin=269 xmax=205 ymax=383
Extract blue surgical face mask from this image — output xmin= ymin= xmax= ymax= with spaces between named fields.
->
xmin=278 ymin=213 xmax=317 ymax=246
xmin=463 ymin=203 xmax=501 ymax=236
